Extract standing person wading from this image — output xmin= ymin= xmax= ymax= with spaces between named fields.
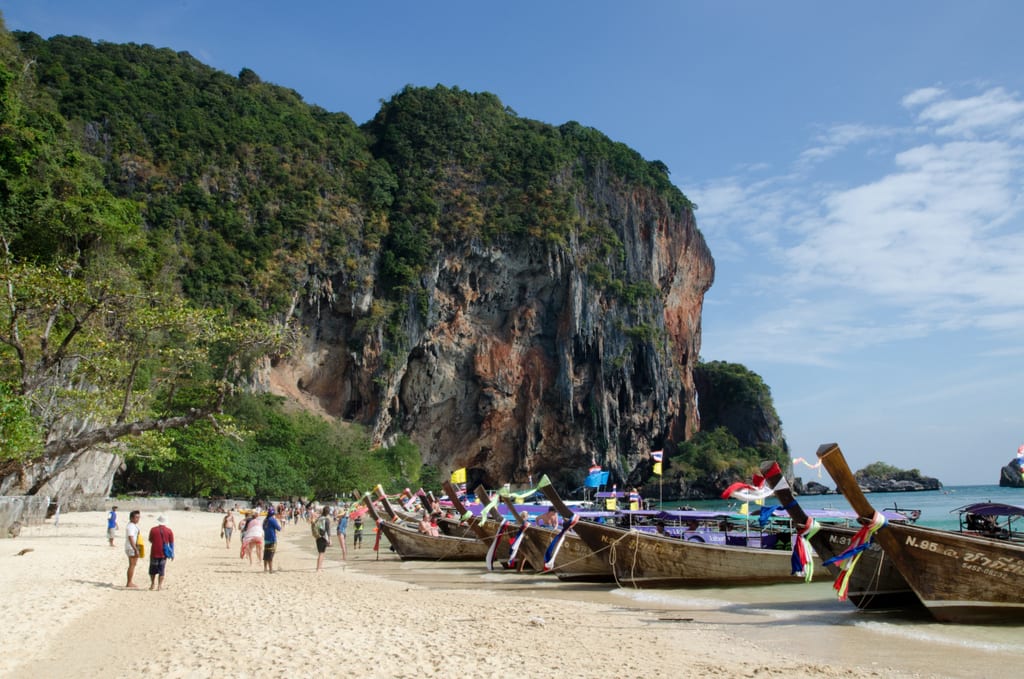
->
xmin=312 ymin=507 xmax=331 ymax=572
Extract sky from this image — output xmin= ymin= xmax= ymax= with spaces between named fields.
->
xmin=4 ymin=1 xmax=1023 ymax=486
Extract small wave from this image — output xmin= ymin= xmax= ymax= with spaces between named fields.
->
xmin=853 ymin=620 xmax=1024 ymax=654
xmin=610 ymin=587 xmax=728 ymax=609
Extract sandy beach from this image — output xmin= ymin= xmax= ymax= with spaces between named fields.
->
xmin=0 ymin=509 xmax=1019 ymax=679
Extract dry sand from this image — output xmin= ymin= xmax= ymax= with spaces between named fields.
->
xmin=0 ymin=509 xmax=1016 ymax=678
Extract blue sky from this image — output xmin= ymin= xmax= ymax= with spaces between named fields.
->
xmin=4 ymin=1 xmax=1023 ymax=485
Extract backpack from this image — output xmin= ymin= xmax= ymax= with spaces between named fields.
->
xmin=313 ymin=516 xmax=327 ymax=539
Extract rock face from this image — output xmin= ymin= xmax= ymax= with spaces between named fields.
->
xmin=693 ymin=367 xmax=787 ymax=452
xmin=1000 ymin=459 xmax=1024 ymax=487
xmin=0 ymin=448 xmax=121 ymax=537
xmin=271 ymin=172 xmax=714 ymax=488
xmin=855 ymin=476 xmax=942 ymax=492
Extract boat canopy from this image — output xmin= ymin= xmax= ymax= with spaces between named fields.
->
xmin=952 ymin=502 xmax=1024 ymax=517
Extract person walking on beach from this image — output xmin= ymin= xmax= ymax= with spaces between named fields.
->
xmin=312 ymin=507 xmax=331 ymax=571
xmin=147 ymin=515 xmax=175 ymax=591
xmin=240 ymin=511 xmax=264 ymax=564
xmin=222 ymin=509 xmax=236 ymax=548
xmin=107 ymin=506 xmax=119 ymax=547
xmin=335 ymin=505 xmax=348 ymax=561
xmin=262 ymin=507 xmax=283 ymax=573
xmin=124 ymin=510 xmax=141 ymax=588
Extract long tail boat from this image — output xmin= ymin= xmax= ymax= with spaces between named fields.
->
xmin=488 ymin=488 xmax=613 ymax=581
xmin=538 ymin=475 xmax=825 ymax=588
xmin=361 ymin=490 xmax=490 ymax=562
xmin=817 ymin=442 xmax=1024 ymax=623
xmin=761 ymin=461 xmax=922 ymax=610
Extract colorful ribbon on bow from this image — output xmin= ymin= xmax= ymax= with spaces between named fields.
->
xmin=824 ymin=511 xmax=887 ymax=600
xmin=543 ymin=514 xmax=579 ymax=570
xmin=485 ymin=519 xmax=510 ymax=571
xmin=791 ymin=517 xmax=820 ymax=582
xmin=506 ymin=522 xmax=529 ymax=569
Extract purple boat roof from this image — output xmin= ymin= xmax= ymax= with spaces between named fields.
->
xmin=952 ymin=502 xmax=1024 ymax=517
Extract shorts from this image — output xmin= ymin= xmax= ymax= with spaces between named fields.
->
xmin=107 ymin=527 xmax=117 ymax=540
xmin=223 ymin=527 xmax=233 ymax=539
xmin=263 ymin=542 xmax=277 ymax=562
xmin=149 ymin=557 xmax=167 ymax=577
xmin=315 ymin=537 xmax=329 ymax=553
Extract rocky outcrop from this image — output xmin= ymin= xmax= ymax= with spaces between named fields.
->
xmin=1000 ymin=459 xmax=1024 ymax=487
xmin=272 ymin=168 xmax=714 ymax=489
xmin=795 ymin=480 xmax=832 ymax=496
xmin=856 ymin=476 xmax=942 ymax=492
xmin=692 ymin=362 xmax=787 ymax=452
xmin=0 ymin=449 xmax=122 ymax=511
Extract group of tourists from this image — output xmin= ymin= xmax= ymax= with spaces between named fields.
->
xmin=112 ymin=498 xmax=376 ymax=587
xmin=109 ymin=505 xmax=175 ymax=591
xmin=228 ymin=502 xmax=366 ymax=573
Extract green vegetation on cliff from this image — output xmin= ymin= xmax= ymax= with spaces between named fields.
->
xmin=655 ymin=361 xmax=788 ymax=497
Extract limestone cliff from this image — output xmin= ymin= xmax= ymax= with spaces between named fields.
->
xmin=271 ymin=166 xmax=713 ymax=489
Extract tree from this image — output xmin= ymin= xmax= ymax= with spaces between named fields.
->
xmin=0 ymin=242 xmax=287 ymax=479
xmin=0 ymin=22 xmax=288 ymax=485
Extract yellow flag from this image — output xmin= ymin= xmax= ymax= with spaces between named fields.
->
xmin=653 ymin=462 xmax=662 ymax=476
xmin=450 ymin=468 xmax=467 ymax=484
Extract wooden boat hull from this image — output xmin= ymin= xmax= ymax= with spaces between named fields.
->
xmin=570 ymin=519 xmax=825 ymax=587
xmin=516 ymin=526 xmax=614 ymax=582
xmin=807 ymin=525 xmax=921 ymax=610
xmin=762 ymin=462 xmax=920 ymax=610
xmin=377 ymin=520 xmax=491 ymax=561
xmin=818 ymin=442 xmax=1024 ymax=623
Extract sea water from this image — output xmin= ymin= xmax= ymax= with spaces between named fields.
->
xmin=675 ymin=484 xmax=1023 ymax=530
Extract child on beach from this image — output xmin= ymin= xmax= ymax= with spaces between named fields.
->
xmin=353 ymin=515 xmax=363 ymax=549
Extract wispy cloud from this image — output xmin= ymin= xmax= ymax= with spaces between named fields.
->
xmin=695 ymin=86 xmax=1024 ymax=366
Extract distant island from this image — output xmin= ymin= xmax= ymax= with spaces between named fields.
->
xmin=854 ymin=460 xmax=942 ymax=492
xmin=797 ymin=460 xmax=941 ymax=494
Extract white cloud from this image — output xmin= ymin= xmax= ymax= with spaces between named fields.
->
xmin=698 ymin=85 xmax=1024 ymax=366
xmin=910 ymin=87 xmax=1024 ymax=138
xmin=901 ymin=87 xmax=946 ymax=108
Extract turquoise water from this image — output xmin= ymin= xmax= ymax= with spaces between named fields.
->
xmin=670 ymin=484 xmax=1023 ymax=531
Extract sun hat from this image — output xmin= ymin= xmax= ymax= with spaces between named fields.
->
xmin=157 ymin=515 xmax=167 ymax=524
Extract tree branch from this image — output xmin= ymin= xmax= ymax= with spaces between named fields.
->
xmin=41 ymin=402 xmax=223 ymax=459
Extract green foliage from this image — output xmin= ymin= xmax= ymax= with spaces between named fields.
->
xmin=669 ymin=426 xmax=785 ymax=484
xmin=14 ymin=30 xmax=383 ymax=318
xmin=118 ymin=395 xmax=426 ymax=500
xmin=0 ymin=381 xmax=40 ymax=461
xmin=697 ymin=360 xmax=773 ymax=407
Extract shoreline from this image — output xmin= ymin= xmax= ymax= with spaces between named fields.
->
xmin=0 ymin=509 xmax=1018 ymax=678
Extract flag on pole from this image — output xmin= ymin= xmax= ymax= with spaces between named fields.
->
xmin=651 ymin=450 xmax=663 ymax=476
xmin=450 ymin=467 xmax=467 ymax=484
